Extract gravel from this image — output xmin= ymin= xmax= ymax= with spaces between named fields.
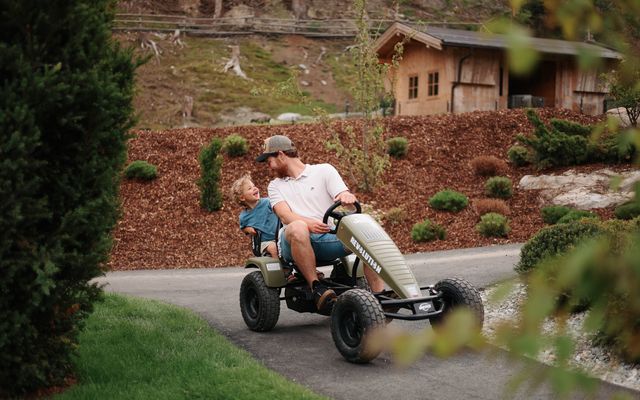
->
xmin=481 ymin=283 xmax=640 ymax=392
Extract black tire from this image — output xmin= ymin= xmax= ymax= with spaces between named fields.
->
xmin=331 ymin=289 xmax=385 ymax=363
xmin=430 ymin=277 xmax=484 ymax=330
xmin=239 ymin=271 xmax=281 ymax=332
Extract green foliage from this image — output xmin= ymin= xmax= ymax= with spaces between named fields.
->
xmin=614 ymin=201 xmax=640 ymax=220
xmin=515 ymin=221 xmax=604 ymax=274
xmin=411 ymin=219 xmax=446 ymax=242
xmin=387 ymin=136 xmax=409 ymax=158
xmin=198 ymin=138 xmax=224 ymax=211
xmin=223 ymin=134 xmax=249 ymax=157
xmin=428 ymin=190 xmax=469 ymax=212
xmin=485 ymin=176 xmax=513 ymax=199
xmin=507 ymin=145 xmax=532 ymax=166
xmin=556 ymin=209 xmax=598 ymax=224
xmin=0 ymin=1 xmax=137 ymax=395
xmin=383 ymin=206 xmax=407 ymax=225
xmin=124 ymin=160 xmax=158 ymax=180
xmin=602 ymin=67 xmax=640 ymax=127
xmin=476 ymin=213 xmax=510 ymax=237
xmin=550 ymin=119 xmax=592 ymax=136
xmin=541 ymin=205 xmax=574 ymax=224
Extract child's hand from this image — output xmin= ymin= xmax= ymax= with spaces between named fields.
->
xmin=242 ymin=227 xmax=257 ymax=236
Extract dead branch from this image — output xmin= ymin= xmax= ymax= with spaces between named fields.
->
xmin=314 ymin=46 xmax=327 ymax=65
xmin=170 ymin=29 xmax=186 ymax=48
xmin=223 ymin=45 xmax=248 ymax=79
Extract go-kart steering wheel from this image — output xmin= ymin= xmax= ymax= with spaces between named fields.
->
xmin=322 ymin=200 xmax=362 ymax=234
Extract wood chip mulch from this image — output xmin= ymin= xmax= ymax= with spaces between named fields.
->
xmin=109 ymin=108 xmax=622 ymax=270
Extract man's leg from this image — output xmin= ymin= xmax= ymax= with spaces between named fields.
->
xmin=284 ymin=221 xmax=318 ymax=288
xmin=363 ymin=266 xmax=385 ymax=293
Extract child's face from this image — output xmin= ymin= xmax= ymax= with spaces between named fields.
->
xmin=240 ymin=181 xmax=260 ymax=204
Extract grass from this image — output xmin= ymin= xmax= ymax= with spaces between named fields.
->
xmin=55 ymin=294 xmax=325 ymax=400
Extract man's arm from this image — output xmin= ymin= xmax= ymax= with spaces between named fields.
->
xmin=334 ymin=190 xmax=357 ymax=206
xmin=273 ymin=201 xmax=330 ymax=234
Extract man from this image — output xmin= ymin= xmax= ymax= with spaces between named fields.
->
xmin=256 ymin=135 xmax=385 ymax=311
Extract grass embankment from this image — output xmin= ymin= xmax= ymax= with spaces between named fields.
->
xmin=55 ymin=294 xmax=325 ymax=400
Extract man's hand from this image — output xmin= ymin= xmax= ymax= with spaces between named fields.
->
xmin=306 ymin=219 xmax=331 ymax=234
xmin=335 ymin=191 xmax=357 ymax=206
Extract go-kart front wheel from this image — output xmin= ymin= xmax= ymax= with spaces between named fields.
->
xmin=430 ymin=277 xmax=484 ymax=330
xmin=331 ymin=289 xmax=385 ymax=363
xmin=239 ymin=271 xmax=280 ymax=332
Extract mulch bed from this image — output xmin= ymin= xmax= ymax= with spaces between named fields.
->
xmin=109 ymin=108 xmax=620 ymax=270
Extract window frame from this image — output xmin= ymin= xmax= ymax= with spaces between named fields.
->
xmin=427 ymin=71 xmax=439 ymax=97
xmin=408 ymin=75 xmax=419 ymax=100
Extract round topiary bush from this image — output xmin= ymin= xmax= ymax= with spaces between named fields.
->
xmin=541 ymin=205 xmax=574 ymax=224
xmin=507 ymin=145 xmax=531 ymax=166
xmin=428 ymin=190 xmax=469 ymax=212
xmin=614 ymin=201 xmax=640 ymax=220
xmin=485 ymin=176 xmax=513 ymax=199
xmin=556 ymin=209 xmax=598 ymax=224
xmin=476 ymin=213 xmax=510 ymax=237
xmin=387 ymin=136 xmax=408 ymax=158
xmin=515 ymin=220 xmax=603 ymax=274
xmin=124 ymin=160 xmax=158 ymax=181
xmin=411 ymin=219 xmax=446 ymax=242
xmin=224 ymin=134 xmax=248 ymax=157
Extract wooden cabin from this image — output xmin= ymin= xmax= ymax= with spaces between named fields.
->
xmin=374 ymin=23 xmax=620 ymax=116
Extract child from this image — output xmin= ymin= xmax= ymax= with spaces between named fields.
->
xmin=231 ymin=174 xmax=279 ymax=258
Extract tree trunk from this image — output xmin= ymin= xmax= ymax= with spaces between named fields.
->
xmin=291 ymin=0 xmax=307 ymax=19
xmin=223 ymin=45 xmax=248 ymax=79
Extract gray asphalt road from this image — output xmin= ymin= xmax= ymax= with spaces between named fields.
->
xmin=96 ymin=244 xmax=636 ymax=400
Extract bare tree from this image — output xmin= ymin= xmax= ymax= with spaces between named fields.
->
xmin=223 ymin=45 xmax=248 ymax=79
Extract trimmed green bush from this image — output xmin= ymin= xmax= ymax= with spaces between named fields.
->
xmin=550 ymin=118 xmax=592 ymax=137
xmin=614 ymin=201 xmax=640 ymax=220
xmin=515 ymin=221 xmax=603 ymax=274
xmin=198 ymin=138 xmax=224 ymax=211
xmin=556 ymin=209 xmax=598 ymax=224
xmin=387 ymin=136 xmax=409 ymax=158
xmin=476 ymin=213 xmax=510 ymax=237
xmin=485 ymin=176 xmax=513 ymax=199
xmin=507 ymin=145 xmax=531 ymax=166
xmin=541 ymin=205 xmax=574 ymax=224
xmin=223 ymin=134 xmax=248 ymax=157
xmin=124 ymin=160 xmax=158 ymax=180
xmin=428 ymin=190 xmax=469 ymax=212
xmin=411 ymin=219 xmax=446 ymax=242
xmin=0 ymin=2 xmax=137 ymax=395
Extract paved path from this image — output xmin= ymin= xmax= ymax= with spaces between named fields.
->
xmin=97 ymin=244 xmax=636 ymax=399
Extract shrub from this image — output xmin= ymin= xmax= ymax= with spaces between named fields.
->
xmin=541 ymin=205 xmax=574 ymax=224
xmin=428 ymin=190 xmax=469 ymax=212
xmin=507 ymin=145 xmax=531 ymax=166
xmin=386 ymin=136 xmax=409 ymax=158
xmin=470 ymin=155 xmax=507 ymax=176
xmin=614 ymin=201 xmax=640 ymax=220
xmin=550 ymin=118 xmax=592 ymax=137
xmin=411 ymin=219 xmax=446 ymax=242
xmin=124 ymin=160 xmax=158 ymax=181
xmin=475 ymin=199 xmax=510 ymax=217
xmin=556 ymin=209 xmax=598 ymax=224
xmin=383 ymin=207 xmax=407 ymax=225
xmin=485 ymin=176 xmax=513 ymax=199
xmin=587 ymin=132 xmax=636 ymax=163
xmin=515 ymin=221 xmax=603 ymax=274
xmin=476 ymin=213 xmax=510 ymax=237
xmin=223 ymin=134 xmax=248 ymax=157
xmin=0 ymin=1 xmax=137 ymax=395
xmin=198 ymin=138 xmax=224 ymax=211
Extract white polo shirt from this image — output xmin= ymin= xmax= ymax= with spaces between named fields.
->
xmin=268 ymin=163 xmax=349 ymax=223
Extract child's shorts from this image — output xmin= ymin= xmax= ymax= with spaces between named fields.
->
xmin=260 ymin=240 xmax=275 ymax=255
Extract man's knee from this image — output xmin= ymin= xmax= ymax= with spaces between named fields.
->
xmin=286 ymin=221 xmax=310 ymax=244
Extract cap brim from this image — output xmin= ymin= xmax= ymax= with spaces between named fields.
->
xmin=255 ymin=152 xmax=273 ymax=162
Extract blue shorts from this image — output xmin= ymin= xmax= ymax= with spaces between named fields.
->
xmin=278 ymin=229 xmax=351 ymax=264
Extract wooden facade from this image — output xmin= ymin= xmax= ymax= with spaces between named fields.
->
xmin=375 ymin=23 xmax=619 ymax=116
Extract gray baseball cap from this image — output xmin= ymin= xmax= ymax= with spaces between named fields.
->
xmin=255 ymin=135 xmax=296 ymax=162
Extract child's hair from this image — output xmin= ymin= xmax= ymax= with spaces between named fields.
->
xmin=230 ymin=174 xmax=253 ymax=207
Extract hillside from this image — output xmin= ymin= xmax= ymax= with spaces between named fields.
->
xmin=108 ymin=108 xmax=624 ymax=270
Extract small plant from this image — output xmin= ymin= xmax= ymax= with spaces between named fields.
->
xmin=556 ymin=210 xmax=598 ymax=224
xmin=428 ymin=190 xmax=469 ymax=212
xmin=541 ymin=205 xmax=574 ymax=224
xmin=386 ymin=136 xmax=409 ymax=158
xmin=614 ymin=201 xmax=640 ymax=220
xmin=124 ymin=160 xmax=158 ymax=181
xmin=474 ymin=199 xmax=510 ymax=218
xmin=383 ymin=207 xmax=407 ymax=225
xmin=470 ymin=155 xmax=506 ymax=176
xmin=485 ymin=176 xmax=513 ymax=199
xmin=507 ymin=145 xmax=531 ymax=166
xmin=223 ymin=134 xmax=248 ymax=157
xmin=476 ymin=213 xmax=510 ymax=237
xmin=411 ymin=219 xmax=446 ymax=242
xmin=198 ymin=138 xmax=224 ymax=212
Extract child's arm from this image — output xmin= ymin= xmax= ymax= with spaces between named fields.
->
xmin=242 ymin=227 xmax=257 ymax=236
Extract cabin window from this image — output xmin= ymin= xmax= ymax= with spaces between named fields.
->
xmin=428 ymin=71 xmax=439 ymax=96
xmin=408 ymin=75 xmax=419 ymax=99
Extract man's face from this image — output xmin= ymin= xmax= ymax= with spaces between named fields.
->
xmin=266 ymin=153 xmax=287 ymax=178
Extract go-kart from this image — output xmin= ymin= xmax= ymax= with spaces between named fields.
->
xmin=239 ymin=201 xmax=484 ymax=363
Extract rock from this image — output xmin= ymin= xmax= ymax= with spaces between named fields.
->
xmin=519 ymin=168 xmax=640 ymax=209
xmin=300 ymin=80 xmax=310 ymax=86
xmin=218 ymin=107 xmax=270 ymax=126
xmin=276 ymin=112 xmax=301 ymax=122
xmin=607 ymin=107 xmax=634 ymax=128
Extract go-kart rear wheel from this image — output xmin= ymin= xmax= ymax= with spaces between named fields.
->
xmin=331 ymin=289 xmax=385 ymax=363
xmin=240 ymin=271 xmax=280 ymax=332
xmin=430 ymin=277 xmax=484 ymax=330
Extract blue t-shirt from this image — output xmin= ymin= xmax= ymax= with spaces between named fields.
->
xmin=239 ymin=198 xmax=279 ymax=241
